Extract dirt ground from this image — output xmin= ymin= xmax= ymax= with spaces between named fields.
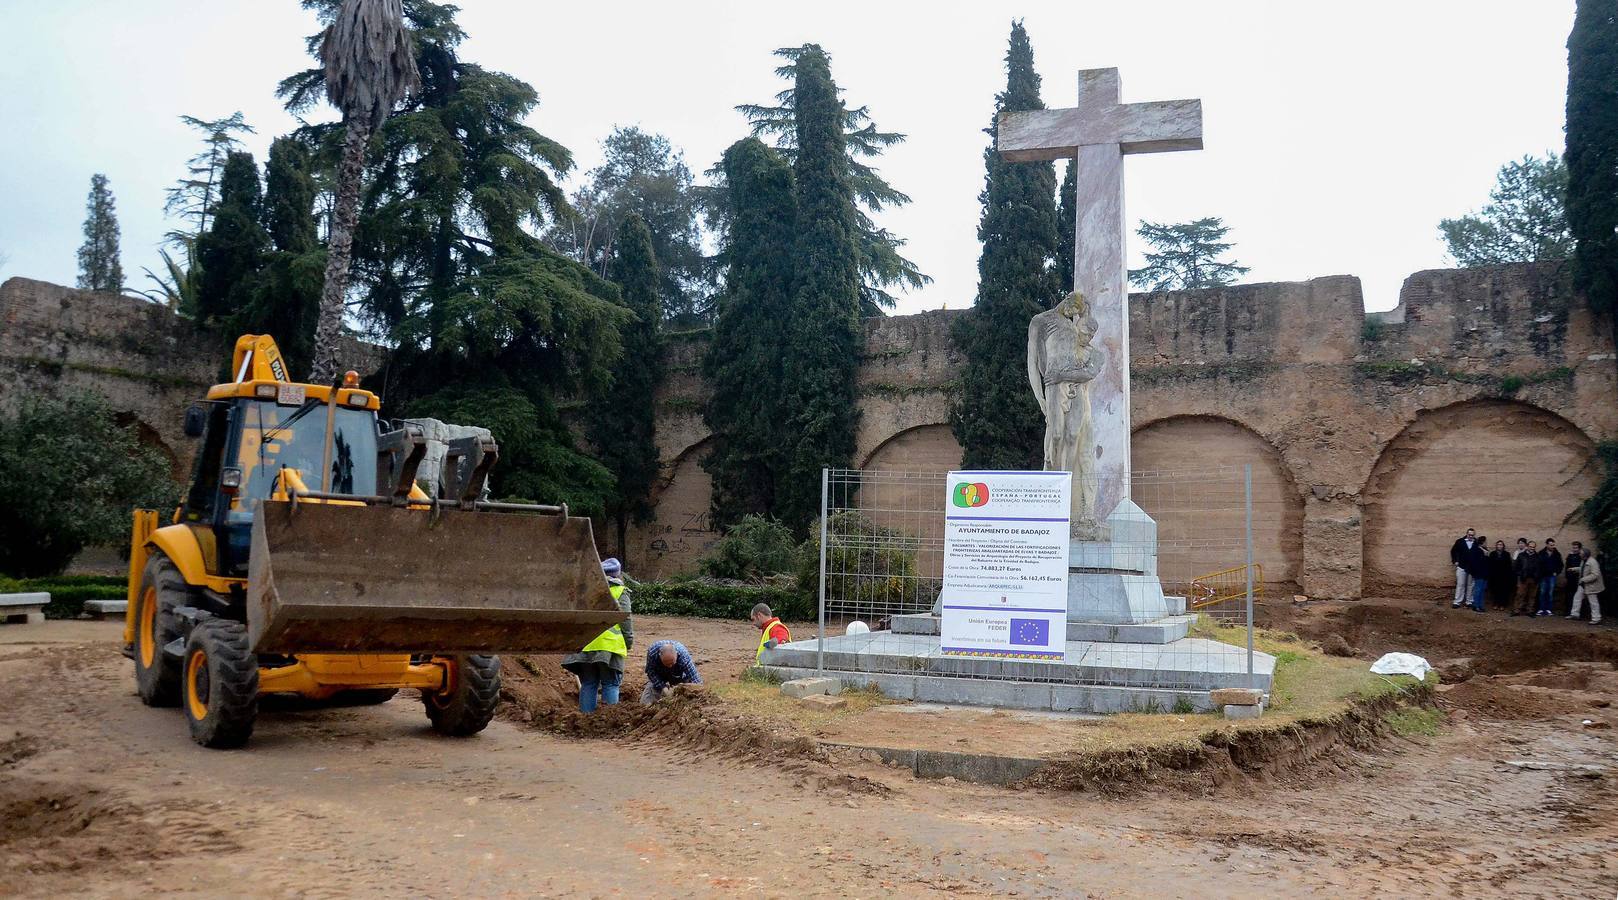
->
xmin=3 ymin=601 xmax=1616 ymax=898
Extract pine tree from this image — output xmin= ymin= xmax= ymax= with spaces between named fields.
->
xmin=195 ymin=151 xmax=269 ymax=326
xmin=240 ymin=137 xmax=325 ymax=375
xmin=1567 ymin=0 xmax=1618 ymax=323
xmin=1057 ymin=159 xmax=1076 ymax=294
xmin=949 ymin=22 xmax=1060 ymax=470
xmin=543 ymin=126 xmax=711 ymax=326
xmin=703 ymin=138 xmax=798 ymax=526
xmin=163 ymin=112 xmax=255 ymax=246
xmin=587 ymin=214 xmax=663 ymax=562
xmin=1439 ymin=154 xmax=1572 ymax=266
xmin=75 ymin=174 xmax=124 ymax=294
xmin=775 ymin=45 xmax=863 ymax=531
xmin=1128 ymin=217 xmax=1249 ymax=290
xmin=739 ymin=45 xmax=929 ymax=313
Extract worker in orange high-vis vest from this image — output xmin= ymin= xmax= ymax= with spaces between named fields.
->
xmin=750 ymin=603 xmax=791 ymax=663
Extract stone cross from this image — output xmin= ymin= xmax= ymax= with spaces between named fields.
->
xmin=999 ymin=68 xmax=1202 ymax=522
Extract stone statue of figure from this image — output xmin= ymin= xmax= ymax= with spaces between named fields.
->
xmin=1028 ymin=290 xmax=1104 ymax=538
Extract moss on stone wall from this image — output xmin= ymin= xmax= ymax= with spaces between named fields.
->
xmin=1132 ymin=361 xmax=1277 ymax=384
xmin=5 ymin=355 xmax=210 ymax=390
xmin=857 ymin=381 xmax=950 ymax=400
xmin=1354 ymin=361 xmax=1576 ymax=396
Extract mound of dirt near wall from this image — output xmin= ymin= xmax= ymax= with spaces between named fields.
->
xmin=1023 ymin=688 xmax=1424 ymax=797
xmin=1260 ymin=598 xmax=1618 ymax=676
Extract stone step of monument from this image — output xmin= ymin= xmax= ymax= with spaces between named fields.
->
xmin=764 ymin=665 xmax=1221 ymax=715
xmin=763 ymin=632 xmax=1273 ymax=697
xmin=1165 ymin=595 xmax=1186 ymax=615
xmin=889 ymin=614 xmax=1197 ymax=645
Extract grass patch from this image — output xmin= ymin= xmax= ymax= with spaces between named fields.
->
xmin=1188 ymin=616 xmax=1426 ymax=712
xmin=1384 ymin=706 xmax=1444 ymax=738
xmin=1005 ymin=618 xmax=1433 ymax=756
xmin=712 ymin=679 xmax=891 ymax=730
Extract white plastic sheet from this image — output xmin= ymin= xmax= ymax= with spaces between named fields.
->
xmin=1369 ymin=652 xmax=1432 ymax=681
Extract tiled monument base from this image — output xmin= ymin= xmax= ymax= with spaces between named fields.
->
xmin=758 ymin=500 xmax=1273 ymax=713
xmin=759 ymin=629 xmax=1273 ymax=713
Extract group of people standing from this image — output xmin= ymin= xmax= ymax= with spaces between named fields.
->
xmin=1449 ymin=528 xmax=1606 ymax=623
xmin=559 ymin=557 xmax=794 ymax=712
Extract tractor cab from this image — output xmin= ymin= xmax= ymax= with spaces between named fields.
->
xmin=179 ymin=336 xmax=382 ymax=578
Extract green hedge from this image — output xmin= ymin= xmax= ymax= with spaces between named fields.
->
xmin=0 ymin=575 xmax=127 ymax=619
xmin=629 ymin=579 xmax=813 ymax=621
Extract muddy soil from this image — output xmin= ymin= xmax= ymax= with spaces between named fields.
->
xmin=2 ymin=613 xmax=1615 ymax=897
xmin=1260 ymin=594 xmax=1618 ymax=675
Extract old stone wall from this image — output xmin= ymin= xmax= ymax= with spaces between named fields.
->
xmin=0 ymin=277 xmax=382 ymax=478
xmin=630 ymin=262 xmax=1616 ymax=597
xmin=4 ymin=264 xmax=1613 ymax=599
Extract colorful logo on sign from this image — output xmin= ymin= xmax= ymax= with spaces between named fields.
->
xmin=952 ymin=482 xmax=990 ymax=508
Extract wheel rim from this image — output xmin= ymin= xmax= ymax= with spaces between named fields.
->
xmin=185 ymin=650 xmax=210 ymax=721
xmin=138 ymin=587 xmax=158 ymax=668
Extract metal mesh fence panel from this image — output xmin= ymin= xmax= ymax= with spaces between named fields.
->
xmin=806 ymin=465 xmax=1269 ymax=697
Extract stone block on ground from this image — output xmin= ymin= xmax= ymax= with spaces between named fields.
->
xmin=1209 ymin=687 xmax=1263 ymax=707
xmin=1223 ymin=702 xmax=1265 ymax=720
xmin=800 ymin=694 xmax=848 ymax=710
xmin=781 ymin=677 xmax=842 ymax=699
xmin=83 ymin=599 xmax=128 ymax=619
xmin=0 ymin=592 xmax=49 ymax=625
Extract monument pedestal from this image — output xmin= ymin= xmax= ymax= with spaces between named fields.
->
xmin=1065 ymin=498 xmax=1166 ymax=625
xmin=761 ymin=501 xmax=1272 ymax=713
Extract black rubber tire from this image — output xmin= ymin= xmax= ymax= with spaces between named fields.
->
xmin=133 ymin=554 xmax=186 ymax=707
xmin=423 ymin=654 xmax=501 ymax=737
xmin=182 ymin=619 xmax=259 ymax=749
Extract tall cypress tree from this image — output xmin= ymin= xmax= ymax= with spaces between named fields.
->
xmin=950 ymin=22 xmax=1061 ymax=470
xmin=240 ymin=137 xmax=324 ymax=374
xmin=75 ymin=174 xmax=124 ymax=294
xmin=588 ymin=214 xmax=663 ymax=562
xmin=1057 ymin=159 xmax=1076 ymax=294
xmin=196 ymin=151 xmax=268 ymax=326
xmin=738 ymin=45 xmax=929 ymax=314
xmin=703 ymin=138 xmax=798 ymax=526
xmin=777 ymin=45 xmax=863 ymax=531
xmin=1567 ymin=0 xmax=1618 ymax=329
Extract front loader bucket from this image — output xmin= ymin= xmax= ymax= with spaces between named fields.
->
xmin=246 ymin=500 xmax=624 ymax=654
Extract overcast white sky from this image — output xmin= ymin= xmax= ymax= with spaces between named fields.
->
xmin=0 ymin=1 xmax=1575 ymax=314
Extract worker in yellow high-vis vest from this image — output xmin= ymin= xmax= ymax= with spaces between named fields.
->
xmin=561 ymin=558 xmax=635 ymax=712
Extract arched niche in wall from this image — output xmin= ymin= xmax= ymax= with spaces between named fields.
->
xmin=1361 ymin=399 xmax=1598 ymax=598
xmin=623 ymin=437 xmax=718 ymax=579
xmin=1131 ymin=414 xmax=1306 ymax=592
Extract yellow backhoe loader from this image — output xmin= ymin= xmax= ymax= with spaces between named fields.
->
xmin=123 ymin=334 xmax=624 ymax=748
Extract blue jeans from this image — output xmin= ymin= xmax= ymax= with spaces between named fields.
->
xmin=1471 ymin=577 xmax=1489 ymax=611
xmin=1537 ymin=575 xmax=1558 ymax=613
xmin=578 ymin=665 xmax=623 ymax=713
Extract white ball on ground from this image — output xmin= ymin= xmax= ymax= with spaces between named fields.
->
xmin=845 ymin=621 xmax=870 ymax=635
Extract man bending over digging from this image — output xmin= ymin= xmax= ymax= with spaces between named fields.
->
xmin=642 ymin=639 xmax=703 ymax=703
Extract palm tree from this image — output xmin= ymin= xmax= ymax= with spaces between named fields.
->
xmin=309 ymin=0 xmax=419 ymax=382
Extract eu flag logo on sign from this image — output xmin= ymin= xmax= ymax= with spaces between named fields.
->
xmin=1008 ymin=618 xmax=1049 ymax=646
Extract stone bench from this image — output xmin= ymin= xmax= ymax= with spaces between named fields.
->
xmin=83 ymin=599 xmax=128 ymax=619
xmin=0 ymin=593 xmax=49 ymax=625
